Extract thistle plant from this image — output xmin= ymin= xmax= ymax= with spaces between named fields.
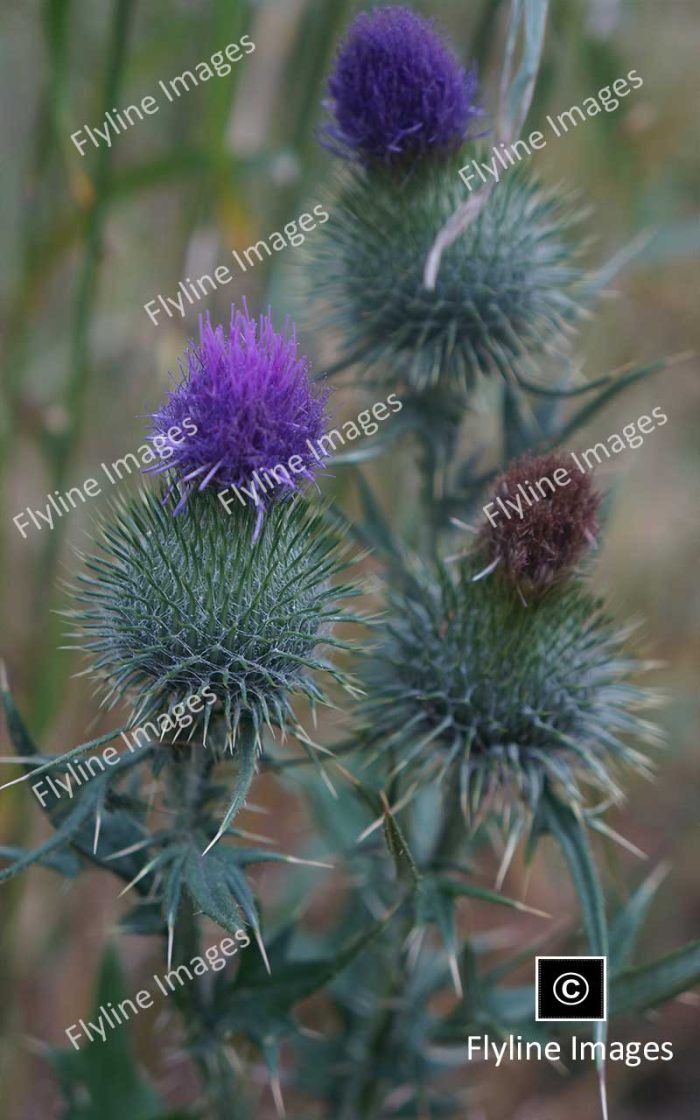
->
xmin=315 ymin=6 xmax=588 ymax=396
xmin=1 ymin=5 xmax=695 ymax=1120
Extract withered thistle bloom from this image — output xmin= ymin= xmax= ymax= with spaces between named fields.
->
xmin=148 ymin=303 xmax=328 ymax=514
xmin=359 ymin=560 xmax=659 ymax=831
xmin=323 ymin=6 xmax=479 ymax=165
xmin=479 ymin=451 xmax=601 ymax=595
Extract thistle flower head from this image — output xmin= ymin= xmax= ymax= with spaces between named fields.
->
xmin=480 ymin=452 xmax=601 ymax=594
xmin=360 ymin=561 xmax=658 ymax=829
xmin=323 ymin=6 xmax=479 ymax=164
xmin=66 ymin=491 xmax=361 ymax=748
xmin=315 ymin=163 xmax=587 ymax=394
xmin=149 ymin=304 xmax=328 ymax=512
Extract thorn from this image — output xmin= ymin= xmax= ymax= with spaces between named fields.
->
xmin=513 ymin=900 xmax=551 ymax=919
xmin=516 ymin=583 xmax=528 ymax=608
xmin=356 ymin=786 xmax=417 ymax=844
xmin=495 ymin=826 xmax=521 ymax=892
xmin=320 ymin=767 xmax=338 ymax=800
xmin=448 ymin=949 xmax=463 ymax=999
xmin=0 ymin=772 xmax=33 ymax=791
xmin=282 ymin=855 xmax=334 ymax=870
xmin=270 ymin=1069 xmax=286 ymax=1119
xmin=93 ymin=805 xmax=102 ymax=855
xmin=104 ymin=838 xmax=153 ymax=861
xmin=297 ymin=1024 xmax=326 ymax=1040
xmin=471 ymin=555 xmax=501 ymax=583
xmin=117 ymin=856 xmax=160 ymax=897
xmin=449 ymin=517 xmax=477 ymax=534
xmin=598 ymin=1062 xmax=609 ymax=1120
xmin=356 ymin=814 xmax=385 ymax=844
xmin=254 ymin=927 xmax=271 ymax=975
xmin=232 ymin=828 xmax=274 ymax=845
xmin=202 ymin=827 xmax=225 ymax=856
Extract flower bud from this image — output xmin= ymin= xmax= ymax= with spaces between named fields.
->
xmin=316 ymin=163 xmax=586 ymax=395
xmin=67 ymin=492 xmax=360 ymax=747
xmin=360 ymin=561 xmax=658 ymax=824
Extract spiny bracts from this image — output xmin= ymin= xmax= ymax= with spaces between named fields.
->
xmin=316 ymin=160 xmax=587 ymax=395
xmin=64 ymin=491 xmax=364 ymax=750
xmin=359 ymin=559 xmax=659 ymax=828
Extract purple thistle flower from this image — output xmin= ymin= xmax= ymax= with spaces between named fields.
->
xmin=323 ymin=5 xmax=479 ymax=165
xmin=148 ymin=303 xmax=328 ymax=518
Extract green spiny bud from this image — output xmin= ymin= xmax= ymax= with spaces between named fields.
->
xmin=64 ymin=490 xmax=363 ymax=749
xmin=360 ymin=560 xmax=659 ymax=825
xmin=316 ymin=156 xmax=588 ymax=395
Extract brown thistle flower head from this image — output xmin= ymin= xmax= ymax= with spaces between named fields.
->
xmin=480 ymin=451 xmax=601 ymax=593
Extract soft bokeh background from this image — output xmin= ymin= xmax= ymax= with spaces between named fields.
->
xmin=1 ymin=1 xmax=698 ymax=1117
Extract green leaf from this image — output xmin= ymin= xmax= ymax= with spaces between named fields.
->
xmin=0 ymin=662 xmax=40 ymax=759
xmin=481 ymin=983 xmax=537 ymax=1026
xmin=0 ymin=723 xmax=131 ymax=797
xmin=0 ymin=844 xmax=80 ymax=878
xmin=183 ymin=846 xmax=246 ymax=939
xmin=609 ymin=863 xmax=670 ymax=974
xmin=48 ymin=943 xmax=162 ymax=1120
xmin=502 ymin=381 xmax=542 ymax=460
xmin=539 ymin=788 xmax=609 ymax=1105
xmin=500 ymin=0 xmax=550 ymax=144
xmin=218 ymin=912 xmax=396 ymax=1043
xmin=551 ymin=359 xmax=669 ymax=447
xmin=610 ymin=939 xmax=700 ymax=1016
xmin=539 ymin=791 xmax=607 ymax=957
xmin=438 ymin=875 xmax=550 ymax=918
xmin=203 ymin=727 xmax=258 ymax=852
xmin=0 ymin=780 xmax=104 ymax=883
xmin=382 ymin=799 xmax=420 ymax=886
xmin=417 ymin=880 xmax=458 ymax=965
xmin=119 ymin=899 xmax=165 ymax=936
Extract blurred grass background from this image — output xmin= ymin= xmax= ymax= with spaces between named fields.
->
xmin=0 ymin=0 xmax=698 ymax=1116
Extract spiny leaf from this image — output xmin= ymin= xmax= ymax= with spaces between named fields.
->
xmin=539 ymin=789 xmax=607 ymax=956
xmin=0 ymin=844 xmax=80 ymax=878
xmin=0 ymin=780 xmax=105 ymax=883
xmin=183 ymin=846 xmax=246 ymax=938
xmin=203 ymin=729 xmax=258 ymax=854
xmin=48 ymin=942 xmax=162 ymax=1120
xmin=218 ymin=910 xmax=397 ymax=1042
xmin=539 ymin=786 xmax=609 ymax=1118
xmin=382 ymin=793 xmax=420 ymax=886
xmin=610 ymin=939 xmax=700 ymax=1016
xmin=609 ymin=863 xmax=670 ymax=974
xmin=437 ymin=875 xmax=550 ymax=918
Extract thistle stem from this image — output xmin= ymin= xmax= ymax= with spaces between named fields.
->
xmin=345 ymin=783 xmax=468 ymax=1119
